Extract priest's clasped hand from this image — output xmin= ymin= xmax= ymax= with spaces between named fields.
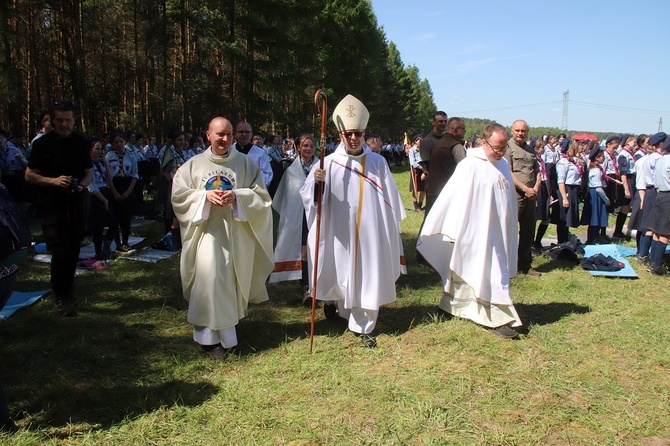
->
xmin=314 ymin=168 xmax=326 ymax=183
xmin=207 ymin=190 xmax=236 ymax=206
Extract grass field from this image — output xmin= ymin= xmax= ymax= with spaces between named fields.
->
xmin=1 ymin=163 xmax=669 ymax=445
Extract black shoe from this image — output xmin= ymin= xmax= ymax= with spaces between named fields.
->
xmin=485 ymin=324 xmax=519 ymax=339
xmin=356 ymin=333 xmax=377 ymax=348
xmin=324 ymin=303 xmax=337 ymax=320
xmin=593 ymin=235 xmax=611 ymax=245
xmin=202 ymin=344 xmax=236 ymax=360
xmin=115 ymin=245 xmax=136 ymax=255
xmin=635 ymin=255 xmax=650 ymax=266
xmin=648 ymin=264 xmax=669 ymax=276
xmin=531 ymin=242 xmax=543 ymax=255
xmin=301 ymin=286 xmax=312 ymax=307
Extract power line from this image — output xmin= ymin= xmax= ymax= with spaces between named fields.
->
xmin=571 ymin=100 xmax=670 ymax=115
xmin=451 ymin=101 xmax=559 ymax=114
xmin=451 ymin=99 xmax=670 ymax=118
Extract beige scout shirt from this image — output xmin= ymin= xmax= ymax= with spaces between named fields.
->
xmin=504 ymin=139 xmax=539 ymax=193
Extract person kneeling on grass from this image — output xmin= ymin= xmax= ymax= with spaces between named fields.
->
xmin=417 ymin=123 xmax=523 ymax=339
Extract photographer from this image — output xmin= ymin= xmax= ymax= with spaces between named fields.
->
xmin=25 ymin=100 xmax=92 ymax=316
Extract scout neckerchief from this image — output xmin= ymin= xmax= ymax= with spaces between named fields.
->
xmin=598 ymin=165 xmax=610 ymax=184
xmin=93 ymin=159 xmax=107 ymax=183
xmin=301 ymin=156 xmax=315 ymax=177
xmin=171 ymin=147 xmax=186 ymax=169
xmin=622 ymin=147 xmax=635 ymax=160
xmin=538 ymin=157 xmax=547 ymax=181
xmin=563 ymin=154 xmax=583 ymax=179
xmin=116 ymin=149 xmax=125 ymax=177
xmin=621 ymin=147 xmax=635 ymax=171
xmin=605 ymin=149 xmax=619 ymax=176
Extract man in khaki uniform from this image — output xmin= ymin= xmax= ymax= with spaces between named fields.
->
xmin=504 ymin=120 xmax=541 ymax=276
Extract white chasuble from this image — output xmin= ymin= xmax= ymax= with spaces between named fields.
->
xmin=171 ymin=147 xmax=274 ymax=330
xmin=417 ymin=146 xmax=518 ymax=308
xmin=300 ymin=145 xmax=406 ymax=311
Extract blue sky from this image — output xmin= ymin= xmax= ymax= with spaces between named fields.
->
xmin=371 ymin=0 xmax=669 ymax=135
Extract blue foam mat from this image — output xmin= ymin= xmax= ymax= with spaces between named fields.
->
xmin=582 ymin=244 xmax=638 ymax=278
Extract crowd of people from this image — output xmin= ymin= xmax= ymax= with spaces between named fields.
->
xmin=1 ymin=98 xmax=669 ymax=367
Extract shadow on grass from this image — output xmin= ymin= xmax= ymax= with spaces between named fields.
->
xmin=515 ymin=301 xmax=590 ymax=330
xmin=238 ymin=299 xmax=441 ymax=351
xmin=375 ymin=304 xmax=445 ymax=335
xmin=1 ymin=238 xmax=217 ymax=433
xmin=534 ymin=256 xmax=581 ymax=273
xmin=2 ymin=304 xmax=218 ymax=431
xmin=23 ymin=380 xmax=218 ymax=434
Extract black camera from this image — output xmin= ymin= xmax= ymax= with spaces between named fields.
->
xmin=68 ymin=177 xmax=79 ymax=193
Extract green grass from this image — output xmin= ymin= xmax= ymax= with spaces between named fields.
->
xmin=1 ymin=164 xmax=669 ymax=445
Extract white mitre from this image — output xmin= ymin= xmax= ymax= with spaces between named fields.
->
xmin=332 ymin=94 xmax=370 ymax=133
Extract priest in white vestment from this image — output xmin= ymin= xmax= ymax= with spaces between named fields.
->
xmin=300 ymin=95 xmax=406 ymax=348
xmin=269 ymin=133 xmax=319 ymax=306
xmin=417 ymin=122 xmax=523 ymax=339
xmin=171 ymin=117 xmax=274 ymax=358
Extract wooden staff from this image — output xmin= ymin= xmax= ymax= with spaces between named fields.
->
xmin=309 ymin=89 xmax=327 ymax=354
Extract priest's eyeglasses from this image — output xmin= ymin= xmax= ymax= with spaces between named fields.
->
xmin=344 ymin=131 xmax=363 ymax=138
xmin=485 ymin=140 xmax=508 ymax=153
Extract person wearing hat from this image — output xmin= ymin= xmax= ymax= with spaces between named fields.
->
xmin=601 ymin=135 xmax=621 ymax=240
xmin=647 ymin=136 xmax=670 ymax=275
xmin=171 ymin=117 xmax=274 ymax=359
xmin=417 ymin=122 xmax=522 ymax=339
xmin=300 ymin=94 xmax=406 ymax=348
xmin=531 ymin=138 xmax=550 ymax=253
xmin=636 ymin=132 xmax=667 ymax=263
xmin=613 ymin=134 xmax=637 ymax=239
xmin=628 ymin=135 xmax=653 ymax=253
xmin=408 ymin=134 xmax=425 ymax=211
xmin=533 ymin=136 xmax=565 ymax=251
xmin=580 ymin=145 xmax=611 ymax=244
xmin=554 ymin=139 xmax=585 ymax=244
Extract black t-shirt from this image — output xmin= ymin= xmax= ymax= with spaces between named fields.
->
xmin=28 ymin=131 xmax=92 ymax=204
xmin=29 ymin=131 xmax=91 ymax=179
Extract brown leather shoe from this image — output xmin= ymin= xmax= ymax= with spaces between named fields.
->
xmin=524 ymin=268 xmax=541 ymax=277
